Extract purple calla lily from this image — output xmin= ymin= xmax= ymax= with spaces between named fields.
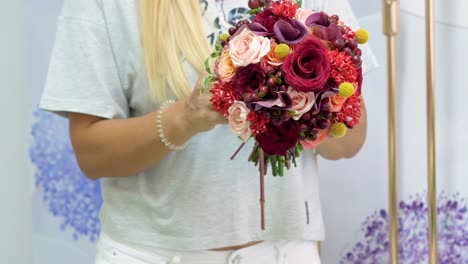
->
xmin=305 ymin=12 xmax=330 ymax=27
xmin=273 ymin=19 xmax=308 ymax=45
xmin=306 ymin=12 xmax=343 ymax=42
xmin=248 ymin=22 xmax=269 ymax=37
xmin=252 ymin=92 xmax=293 ymax=111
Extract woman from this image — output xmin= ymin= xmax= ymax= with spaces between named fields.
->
xmin=40 ymin=0 xmax=377 ymax=263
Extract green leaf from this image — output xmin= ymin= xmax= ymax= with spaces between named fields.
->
xmin=297 ymin=0 xmax=303 ymax=8
xmin=247 ymin=8 xmax=261 ymax=15
xmin=202 ymin=76 xmax=211 ymax=92
xmin=204 ymin=59 xmax=211 ymax=74
xmin=215 ymin=43 xmax=223 ymax=53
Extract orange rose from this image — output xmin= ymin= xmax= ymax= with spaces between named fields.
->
xmin=328 ymin=94 xmax=347 ymax=112
xmin=215 ymin=48 xmax=236 ymax=83
xmin=300 ymin=129 xmax=330 ymax=150
xmin=264 ymin=40 xmax=286 ymax=66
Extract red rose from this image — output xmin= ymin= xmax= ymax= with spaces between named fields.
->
xmin=282 ymin=36 xmax=331 ymax=93
xmin=256 ymin=119 xmax=299 ymax=156
xmin=232 ymin=64 xmax=266 ymax=100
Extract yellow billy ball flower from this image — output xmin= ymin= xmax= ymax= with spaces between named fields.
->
xmin=274 ymin=44 xmax=291 ymax=58
xmin=330 ymin=123 xmax=347 ymax=138
xmin=219 ymin=33 xmax=230 ymax=42
xmin=338 ymin=82 xmax=355 ymax=98
xmin=355 ymin=29 xmax=369 ymax=44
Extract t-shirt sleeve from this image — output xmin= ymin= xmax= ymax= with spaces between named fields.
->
xmin=321 ymin=0 xmax=379 ymax=75
xmin=39 ymin=2 xmax=129 ymax=119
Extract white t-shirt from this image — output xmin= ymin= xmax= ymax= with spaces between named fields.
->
xmin=40 ymin=0 xmax=377 ymax=250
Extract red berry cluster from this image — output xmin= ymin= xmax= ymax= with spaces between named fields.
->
xmin=328 ymin=16 xmax=362 ymax=68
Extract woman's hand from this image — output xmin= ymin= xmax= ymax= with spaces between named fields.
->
xmin=181 ymin=75 xmax=228 ymax=134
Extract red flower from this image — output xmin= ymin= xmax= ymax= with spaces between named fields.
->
xmin=232 ymin=64 xmax=266 ymax=100
xmin=256 ymin=119 xmax=299 ymax=156
xmin=272 ymin=0 xmax=298 ymax=18
xmin=253 ymin=9 xmax=284 ymax=35
xmin=210 ymin=82 xmax=236 ymax=117
xmin=247 ymin=112 xmax=269 ymax=135
xmin=328 ymin=49 xmax=358 ymax=84
xmin=282 ymin=36 xmax=331 ymax=93
xmin=342 ymin=26 xmax=356 ymax=41
xmin=336 ymin=94 xmax=361 ymax=128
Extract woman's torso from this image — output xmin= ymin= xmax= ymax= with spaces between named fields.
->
xmin=90 ymin=0 xmax=326 ymax=251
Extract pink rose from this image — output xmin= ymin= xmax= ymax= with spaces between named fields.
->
xmin=288 ymin=87 xmax=315 ymax=120
xmin=228 ymin=101 xmax=252 ymax=142
xmin=300 ymin=129 xmax=330 ymax=150
xmin=229 ymin=27 xmax=271 ymax=67
xmin=295 ymin=9 xmax=314 ymax=25
xmin=328 ymin=94 xmax=347 ymax=112
xmin=215 ymin=48 xmax=236 ymax=83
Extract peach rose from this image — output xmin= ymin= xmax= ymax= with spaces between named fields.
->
xmin=229 ymin=27 xmax=271 ymax=67
xmin=300 ymin=129 xmax=330 ymax=150
xmin=295 ymin=8 xmax=314 ymax=25
xmin=288 ymin=87 xmax=315 ymax=120
xmin=328 ymin=94 xmax=347 ymax=112
xmin=228 ymin=101 xmax=252 ymax=142
xmin=215 ymin=48 xmax=236 ymax=83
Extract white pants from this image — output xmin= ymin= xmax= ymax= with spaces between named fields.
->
xmin=96 ymin=234 xmax=321 ymax=264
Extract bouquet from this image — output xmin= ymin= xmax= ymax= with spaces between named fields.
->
xmin=203 ymin=0 xmax=370 ymax=230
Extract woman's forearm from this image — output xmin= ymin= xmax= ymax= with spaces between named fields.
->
xmin=316 ymin=97 xmax=367 ymax=160
xmin=69 ymin=101 xmax=194 ymax=180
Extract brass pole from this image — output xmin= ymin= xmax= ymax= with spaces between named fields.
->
xmin=383 ymin=1 xmax=399 ymax=263
xmin=425 ymin=0 xmax=438 ymax=262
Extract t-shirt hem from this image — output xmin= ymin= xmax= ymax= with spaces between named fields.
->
xmin=39 ymin=96 xmax=126 ymax=119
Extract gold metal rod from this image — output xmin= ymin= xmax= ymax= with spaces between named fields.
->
xmin=383 ymin=1 xmax=399 ymax=263
xmin=425 ymin=0 xmax=438 ymax=262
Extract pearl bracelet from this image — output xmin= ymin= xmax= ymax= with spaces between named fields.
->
xmin=156 ymin=100 xmax=189 ymax=151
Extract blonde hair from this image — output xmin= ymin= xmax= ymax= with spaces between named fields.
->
xmin=139 ymin=0 xmax=212 ymax=103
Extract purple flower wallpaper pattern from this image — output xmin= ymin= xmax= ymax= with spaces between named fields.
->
xmin=30 ymin=110 xmax=102 ymax=241
xmin=341 ymin=192 xmax=468 ymax=264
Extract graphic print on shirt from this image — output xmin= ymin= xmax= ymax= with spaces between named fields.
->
xmin=200 ymin=0 xmax=251 ymax=46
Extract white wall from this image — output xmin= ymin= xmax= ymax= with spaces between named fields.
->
xmin=0 ymin=0 xmax=32 ymax=263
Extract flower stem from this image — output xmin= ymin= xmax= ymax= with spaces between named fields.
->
xmin=259 ymin=148 xmax=265 ymax=230
xmin=230 ymin=142 xmax=246 ymax=160
xmin=271 ymin=156 xmax=278 ymax=176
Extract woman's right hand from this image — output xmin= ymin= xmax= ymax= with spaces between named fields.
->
xmin=182 ymin=75 xmax=228 ymax=134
